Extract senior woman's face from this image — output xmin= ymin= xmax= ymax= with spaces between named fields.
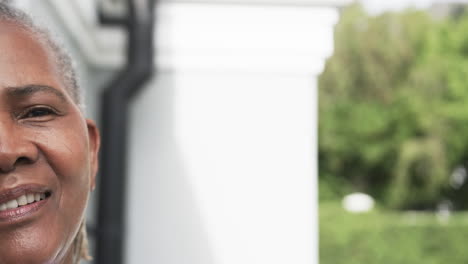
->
xmin=0 ymin=22 xmax=100 ymax=263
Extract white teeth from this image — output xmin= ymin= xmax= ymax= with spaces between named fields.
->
xmin=6 ymin=199 xmax=18 ymax=209
xmin=27 ymin=194 xmax=34 ymax=203
xmin=17 ymin=195 xmax=27 ymax=206
xmin=0 ymin=192 xmax=49 ymax=211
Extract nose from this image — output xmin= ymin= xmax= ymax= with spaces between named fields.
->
xmin=0 ymin=123 xmax=38 ymax=173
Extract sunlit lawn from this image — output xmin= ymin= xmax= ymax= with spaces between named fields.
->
xmin=320 ymin=202 xmax=468 ymax=264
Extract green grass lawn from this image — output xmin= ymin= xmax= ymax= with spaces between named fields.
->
xmin=320 ymin=202 xmax=468 ymax=264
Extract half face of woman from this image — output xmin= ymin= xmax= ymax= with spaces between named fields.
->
xmin=0 ymin=22 xmax=100 ymax=263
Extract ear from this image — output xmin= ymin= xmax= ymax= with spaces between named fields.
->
xmin=86 ymin=119 xmax=101 ymax=191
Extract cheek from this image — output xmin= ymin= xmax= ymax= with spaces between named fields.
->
xmin=33 ymin=122 xmax=93 ymax=259
xmin=37 ymin=122 xmax=91 ymax=189
xmin=35 ymin=123 xmax=91 ymax=219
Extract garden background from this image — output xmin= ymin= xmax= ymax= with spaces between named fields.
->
xmin=319 ymin=2 xmax=468 ymax=263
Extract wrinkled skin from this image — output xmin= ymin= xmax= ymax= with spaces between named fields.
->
xmin=0 ymin=21 xmax=100 ymax=263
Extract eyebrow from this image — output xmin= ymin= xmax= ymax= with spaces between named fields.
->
xmin=4 ymin=84 xmax=68 ymax=103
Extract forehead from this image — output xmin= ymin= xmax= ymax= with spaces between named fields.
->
xmin=0 ymin=21 xmax=64 ymax=92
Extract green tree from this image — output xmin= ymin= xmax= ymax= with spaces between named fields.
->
xmin=319 ymin=3 xmax=468 ymax=209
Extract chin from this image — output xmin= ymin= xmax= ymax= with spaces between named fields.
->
xmin=0 ymin=195 xmax=84 ymax=264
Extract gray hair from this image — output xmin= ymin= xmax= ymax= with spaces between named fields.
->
xmin=0 ymin=1 xmax=83 ymax=106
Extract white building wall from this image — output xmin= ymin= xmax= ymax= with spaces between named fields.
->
xmin=126 ymin=3 xmax=337 ymax=264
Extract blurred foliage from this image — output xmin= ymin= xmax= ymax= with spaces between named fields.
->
xmin=319 ymin=3 xmax=468 ymax=209
xmin=320 ymin=202 xmax=468 ymax=264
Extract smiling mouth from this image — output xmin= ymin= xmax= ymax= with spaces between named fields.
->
xmin=0 ymin=191 xmax=51 ymax=211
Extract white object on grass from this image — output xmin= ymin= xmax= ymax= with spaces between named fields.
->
xmin=342 ymin=192 xmax=375 ymax=213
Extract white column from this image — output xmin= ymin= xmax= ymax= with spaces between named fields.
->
xmin=126 ymin=3 xmax=339 ymax=264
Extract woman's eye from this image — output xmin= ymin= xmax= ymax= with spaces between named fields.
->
xmin=22 ymin=107 xmax=57 ymax=119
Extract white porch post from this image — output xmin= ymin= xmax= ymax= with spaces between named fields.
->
xmin=126 ymin=3 xmax=341 ymax=264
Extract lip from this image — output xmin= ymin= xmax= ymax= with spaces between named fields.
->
xmin=0 ymin=184 xmax=52 ymax=223
xmin=0 ymin=199 xmax=48 ymax=222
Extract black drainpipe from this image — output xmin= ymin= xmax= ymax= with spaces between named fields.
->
xmin=96 ymin=0 xmax=155 ymax=263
